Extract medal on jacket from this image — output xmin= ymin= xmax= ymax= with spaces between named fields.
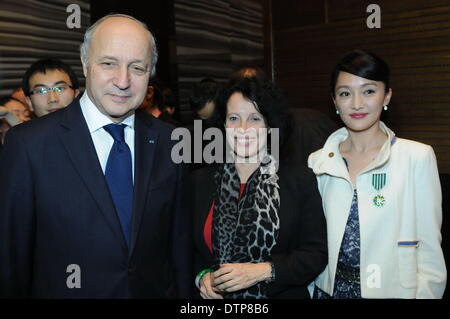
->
xmin=372 ymin=173 xmax=386 ymax=207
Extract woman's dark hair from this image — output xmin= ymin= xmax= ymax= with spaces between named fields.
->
xmin=216 ymin=76 xmax=292 ymax=151
xmin=0 ymin=96 xmax=23 ymax=107
xmin=330 ymin=49 xmax=390 ymax=97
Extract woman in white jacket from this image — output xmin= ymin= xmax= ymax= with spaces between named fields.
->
xmin=308 ymin=50 xmax=446 ymax=298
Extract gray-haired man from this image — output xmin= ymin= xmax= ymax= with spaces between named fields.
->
xmin=0 ymin=14 xmax=191 ymax=298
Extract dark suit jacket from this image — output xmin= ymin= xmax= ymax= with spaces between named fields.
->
xmin=190 ymin=164 xmax=327 ymax=299
xmin=283 ymin=108 xmax=339 ymax=166
xmin=0 ymin=99 xmax=192 ymax=298
xmin=158 ymin=111 xmax=182 ymax=128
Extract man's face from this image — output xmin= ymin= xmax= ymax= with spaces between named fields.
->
xmin=27 ymin=69 xmax=80 ymax=118
xmin=82 ymin=17 xmax=152 ymax=123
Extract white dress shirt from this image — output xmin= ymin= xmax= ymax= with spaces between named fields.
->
xmin=79 ymin=92 xmax=135 ymax=183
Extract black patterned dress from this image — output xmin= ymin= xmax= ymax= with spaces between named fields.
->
xmin=314 ymin=184 xmax=362 ymax=298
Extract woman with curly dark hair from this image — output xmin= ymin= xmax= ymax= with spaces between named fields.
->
xmin=190 ymin=76 xmax=328 ymax=299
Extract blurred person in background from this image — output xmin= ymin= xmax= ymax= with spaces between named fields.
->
xmin=1 ymin=96 xmax=31 ymax=123
xmin=22 ymin=58 xmax=80 ymax=118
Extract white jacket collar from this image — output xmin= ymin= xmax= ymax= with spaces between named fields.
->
xmin=310 ymin=121 xmax=396 ymax=178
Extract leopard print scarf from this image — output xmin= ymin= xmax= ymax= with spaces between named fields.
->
xmin=212 ymin=156 xmax=280 ymax=299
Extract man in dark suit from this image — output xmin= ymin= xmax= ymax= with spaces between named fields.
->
xmin=0 ymin=14 xmax=191 ymax=298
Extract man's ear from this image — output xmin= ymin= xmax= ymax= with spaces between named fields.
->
xmin=81 ymin=58 xmax=88 ymax=77
xmin=26 ymin=96 xmax=34 ymax=112
xmin=74 ymin=89 xmax=81 ymax=98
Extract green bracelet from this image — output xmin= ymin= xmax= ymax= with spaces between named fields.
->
xmin=195 ymin=268 xmax=213 ymax=289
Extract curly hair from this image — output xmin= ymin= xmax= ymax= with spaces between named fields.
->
xmin=215 ymin=77 xmax=292 ymax=151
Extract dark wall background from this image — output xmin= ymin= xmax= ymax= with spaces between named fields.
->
xmin=174 ymin=0 xmax=265 ymax=122
xmin=271 ymin=0 xmax=449 ymax=299
xmin=271 ymin=0 xmax=450 ymax=173
xmin=0 ymin=0 xmax=90 ymax=97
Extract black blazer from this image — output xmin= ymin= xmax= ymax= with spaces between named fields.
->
xmin=190 ymin=163 xmax=327 ymax=298
xmin=0 ymin=99 xmax=192 ymax=298
xmin=282 ymin=108 xmax=339 ymax=166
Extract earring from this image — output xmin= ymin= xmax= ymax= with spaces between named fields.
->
xmin=336 ymin=109 xmax=340 ymax=115
xmin=384 ymin=105 xmax=388 ymax=111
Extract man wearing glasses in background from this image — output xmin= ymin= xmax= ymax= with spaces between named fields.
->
xmin=23 ymin=58 xmax=80 ymax=118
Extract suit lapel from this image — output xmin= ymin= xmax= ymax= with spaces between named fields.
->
xmin=129 ymin=110 xmax=159 ymax=256
xmin=59 ymin=101 xmax=128 ymax=252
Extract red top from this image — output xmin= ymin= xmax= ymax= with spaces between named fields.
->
xmin=203 ymin=183 xmax=246 ymax=252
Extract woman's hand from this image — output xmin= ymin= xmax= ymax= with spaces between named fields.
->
xmin=212 ymin=262 xmax=272 ymax=293
xmin=199 ymin=272 xmax=224 ymax=299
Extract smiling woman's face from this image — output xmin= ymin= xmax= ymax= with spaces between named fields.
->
xmin=225 ymin=92 xmax=268 ymax=161
xmin=333 ymin=71 xmax=392 ymax=133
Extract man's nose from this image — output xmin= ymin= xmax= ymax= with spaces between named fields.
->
xmin=113 ymin=66 xmax=131 ymax=90
xmin=47 ymin=90 xmax=59 ymax=104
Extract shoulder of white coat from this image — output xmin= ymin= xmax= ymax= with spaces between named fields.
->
xmin=394 ymin=137 xmax=435 ymax=160
xmin=307 ymin=147 xmax=325 ymax=169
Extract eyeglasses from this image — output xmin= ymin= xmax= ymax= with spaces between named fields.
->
xmin=30 ymin=84 xmax=73 ymax=96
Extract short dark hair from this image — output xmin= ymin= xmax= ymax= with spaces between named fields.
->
xmin=0 ymin=96 xmax=24 ymax=107
xmin=216 ymin=77 xmax=291 ymax=150
xmin=22 ymin=58 xmax=79 ymax=96
xmin=189 ymin=78 xmax=219 ymax=112
xmin=330 ymin=49 xmax=390 ymax=97
xmin=162 ymin=87 xmax=175 ymax=109
xmin=147 ymin=77 xmax=166 ymax=112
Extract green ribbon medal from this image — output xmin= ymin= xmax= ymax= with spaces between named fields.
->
xmin=372 ymin=173 xmax=386 ymax=207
